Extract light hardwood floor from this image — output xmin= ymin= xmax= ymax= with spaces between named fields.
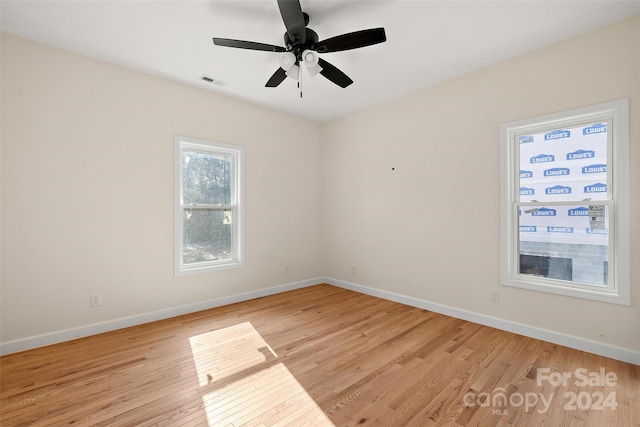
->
xmin=1 ymin=284 xmax=638 ymax=426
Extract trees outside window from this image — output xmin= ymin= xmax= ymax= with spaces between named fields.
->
xmin=175 ymin=136 xmax=244 ymax=275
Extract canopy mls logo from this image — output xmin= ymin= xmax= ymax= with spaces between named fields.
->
xmin=582 ymin=164 xmax=607 ymax=174
xmin=520 ymin=187 xmax=535 ymax=196
xmin=568 ymin=206 xmax=589 ymax=216
xmin=583 ymin=123 xmax=607 ymax=135
xmin=519 ymin=135 xmax=534 ymax=144
xmin=545 ymin=185 xmax=571 ymax=195
xmin=520 ymin=226 xmax=537 ymax=232
xmin=532 ymin=207 xmax=557 ymax=216
xmin=531 ymin=154 xmax=555 ymax=164
xmin=520 ymin=170 xmax=533 ymax=179
xmin=545 ymin=130 xmax=571 ymax=140
xmin=547 ymin=226 xmax=574 ymax=233
xmin=584 ymin=183 xmax=607 ymax=193
xmin=544 ymin=167 xmax=570 ymax=177
xmin=463 ymin=367 xmax=618 ymax=415
xmin=567 ymin=149 xmax=595 ymax=160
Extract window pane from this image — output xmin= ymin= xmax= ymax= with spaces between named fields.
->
xmin=183 ymin=208 xmax=232 ymax=265
xmin=183 ymin=151 xmax=232 ymax=205
xmin=519 ymin=122 xmax=607 ymax=202
xmin=518 ymin=204 xmax=609 ymax=286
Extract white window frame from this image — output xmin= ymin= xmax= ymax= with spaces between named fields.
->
xmin=174 ymin=135 xmax=245 ymax=276
xmin=500 ymin=99 xmax=629 ymax=305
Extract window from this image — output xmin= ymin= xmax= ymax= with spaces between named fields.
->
xmin=500 ymin=99 xmax=629 ymax=304
xmin=175 ymin=136 xmax=244 ymax=275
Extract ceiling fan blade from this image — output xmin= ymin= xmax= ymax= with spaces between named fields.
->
xmin=315 ymin=28 xmax=386 ymax=53
xmin=318 ymin=58 xmax=353 ymax=88
xmin=277 ymin=0 xmax=306 ymax=44
xmin=213 ymin=38 xmax=286 ymax=52
xmin=266 ymin=68 xmax=288 ymax=87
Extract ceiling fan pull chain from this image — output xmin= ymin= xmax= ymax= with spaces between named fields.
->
xmin=299 ymin=61 xmax=303 ymax=98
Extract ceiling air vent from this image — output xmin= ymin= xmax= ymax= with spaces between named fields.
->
xmin=200 ymin=75 xmax=227 ymax=86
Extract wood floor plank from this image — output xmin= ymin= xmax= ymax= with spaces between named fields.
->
xmin=1 ymin=284 xmax=638 ymax=426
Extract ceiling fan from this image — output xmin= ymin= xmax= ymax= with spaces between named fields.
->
xmin=212 ymin=0 xmax=386 ymax=94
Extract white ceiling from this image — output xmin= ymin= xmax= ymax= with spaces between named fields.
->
xmin=2 ymin=1 xmax=639 ymax=122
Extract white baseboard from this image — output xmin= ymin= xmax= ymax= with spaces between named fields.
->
xmin=0 ymin=278 xmax=322 ymax=356
xmin=3 ymin=277 xmax=638 ymax=365
xmin=325 ymin=277 xmax=640 ymax=366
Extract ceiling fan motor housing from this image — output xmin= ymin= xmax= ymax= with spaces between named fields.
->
xmin=284 ymin=27 xmax=319 ymax=61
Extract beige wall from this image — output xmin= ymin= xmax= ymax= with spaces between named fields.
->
xmin=1 ymin=33 xmax=324 ymax=344
xmin=322 ymin=16 xmax=639 ymax=352
xmin=1 ymin=15 xmax=638 ymax=356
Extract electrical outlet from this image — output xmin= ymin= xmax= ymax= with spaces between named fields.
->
xmin=490 ymin=290 xmax=501 ymax=303
xmin=284 ymin=265 xmax=290 ymax=274
xmin=352 ymin=265 xmax=356 ymax=274
xmin=90 ymin=293 xmax=102 ymax=307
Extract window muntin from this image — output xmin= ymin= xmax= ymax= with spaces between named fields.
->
xmin=175 ymin=136 xmax=244 ymax=275
xmin=500 ymin=99 xmax=629 ymax=304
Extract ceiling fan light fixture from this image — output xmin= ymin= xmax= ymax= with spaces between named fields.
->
xmin=302 ymin=49 xmax=319 ymax=67
xmin=278 ymin=52 xmax=296 ymax=71
xmin=301 ymin=49 xmax=322 ymax=77
xmin=285 ymin=64 xmax=300 ymax=80
xmin=305 ymin=63 xmax=323 ymax=78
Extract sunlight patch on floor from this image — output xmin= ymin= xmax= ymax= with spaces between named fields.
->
xmin=189 ymin=322 xmax=278 ymax=387
xmin=189 ymin=322 xmax=335 ymax=426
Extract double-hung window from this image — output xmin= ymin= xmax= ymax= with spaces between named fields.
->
xmin=175 ymin=136 xmax=244 ymax=275
xmin=500 ymin=99 xmax=629 ymax=304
